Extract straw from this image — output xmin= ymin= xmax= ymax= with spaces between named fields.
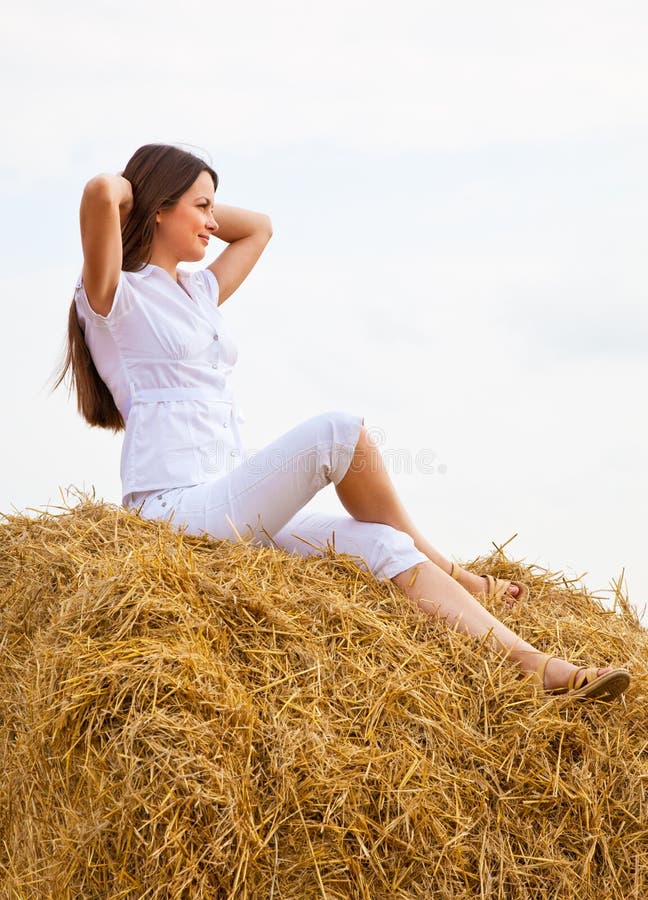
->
xmin=1 ymin=492 xmax=646 ymax=898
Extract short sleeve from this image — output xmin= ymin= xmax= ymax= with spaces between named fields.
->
xmin=192 ymin=268 xmax=220 ymax=307
xmin=73 ymin=270 xmax=133 ymax=329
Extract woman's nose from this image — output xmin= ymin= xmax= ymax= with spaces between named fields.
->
xmin=207 ymin=213 xmax=219 ymax=233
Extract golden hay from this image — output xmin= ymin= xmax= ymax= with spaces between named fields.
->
xmin=0 ymin=494 xmax=646 ymax=899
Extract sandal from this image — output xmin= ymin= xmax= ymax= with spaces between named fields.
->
xmin=533 ymin=655 xmax=631 ymax=701
xmin=449 ymin=562 xmax=530 ymax=605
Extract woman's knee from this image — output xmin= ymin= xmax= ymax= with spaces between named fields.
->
xmin=315 ymin=410 xmax=364 ymax=484
xmin=310 ymin=410 xmax=363 ymax=443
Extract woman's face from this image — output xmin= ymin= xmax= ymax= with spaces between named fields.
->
xmin=153 ymin=170 xmax=218 ymax=263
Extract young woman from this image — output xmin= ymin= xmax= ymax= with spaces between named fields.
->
xmin=56 ymin=143 xmax=630 ymax=703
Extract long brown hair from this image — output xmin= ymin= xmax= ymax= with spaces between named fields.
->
xmin=51 ymin=144 xmax=218 ymax=431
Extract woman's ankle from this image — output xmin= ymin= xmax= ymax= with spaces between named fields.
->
xmin=450 ymin=562 xmax=486 ymax=594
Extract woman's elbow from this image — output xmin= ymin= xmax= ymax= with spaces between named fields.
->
xmin=260 ymin=214 xmax=273 ymax=240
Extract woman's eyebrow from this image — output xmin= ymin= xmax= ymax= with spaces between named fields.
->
xmin=195 ymin=195 xmax=215 ymax=204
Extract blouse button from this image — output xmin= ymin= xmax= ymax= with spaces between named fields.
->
xmin=213 ymin=333 xmax=219 ymax=341
xmin=223 ymin=421 xmax=229 ymax=428
xmin=211 ymin=364 xmax=218 ymax=369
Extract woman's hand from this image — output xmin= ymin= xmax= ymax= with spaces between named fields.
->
xmin=207 ymin=204 xmax=273 ymax=307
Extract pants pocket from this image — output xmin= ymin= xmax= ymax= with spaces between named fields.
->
xmin=140 ymin=488 xmax=184 ymax=522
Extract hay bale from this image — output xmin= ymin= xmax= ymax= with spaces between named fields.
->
xmin=0 ymin=494 xmax=646 ymax=899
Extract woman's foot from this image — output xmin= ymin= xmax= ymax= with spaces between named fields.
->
xmin=449 ymin=562 xmax=524 ymax=606
xmin=518 ymin=652 xmax=631 ymax=701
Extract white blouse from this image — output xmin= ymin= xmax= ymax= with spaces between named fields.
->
xmin=74 ymin=264 xmax=246 ymax=505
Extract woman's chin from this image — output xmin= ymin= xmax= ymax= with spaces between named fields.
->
xmin=183 ymin=247 xmax=207 ymax=263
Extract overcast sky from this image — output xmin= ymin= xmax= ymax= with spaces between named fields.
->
xmin=2 ymin=1 xmax=646 ymax=626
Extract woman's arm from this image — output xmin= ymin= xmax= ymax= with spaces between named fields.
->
xmin=207 ymin=204 xmax=272 ymax=306
xmin=80 ymin=174 xmax=133 ymax=317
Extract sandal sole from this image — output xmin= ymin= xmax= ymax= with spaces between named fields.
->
xmin=565 ymin=669 xmax=631 ymax=701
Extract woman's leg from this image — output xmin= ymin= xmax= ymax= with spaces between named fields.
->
xmin=137 ymin=411 xmax=625 ymax=696
xmin=335 ymin=425 xmax=521 ymax=600
xmin=267 ymin=509 xmax=620 ymax=694
xmin=391 ymin=560 xmax=617 ymax=691
xmin=333 ymin=427 xmax=625 ymax=693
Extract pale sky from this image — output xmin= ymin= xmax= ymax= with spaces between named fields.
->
xmin=2 ymin=1 xmax=646 ymax=624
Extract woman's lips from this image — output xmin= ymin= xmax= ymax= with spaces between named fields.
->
xmin=198 ymin=235 xmax=209 ymax=245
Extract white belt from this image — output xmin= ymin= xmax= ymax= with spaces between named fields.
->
xmin=132 ymin=386 xmax=233 ymax=404
xmin=127 ymin=386 xmax=246 ymax=424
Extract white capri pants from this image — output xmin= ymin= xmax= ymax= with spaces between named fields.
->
xmin=128 ymin=411 xmax=428 ymax=581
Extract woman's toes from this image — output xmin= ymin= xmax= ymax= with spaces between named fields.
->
xmin=503 ymin=582 xmax=519 ymax=608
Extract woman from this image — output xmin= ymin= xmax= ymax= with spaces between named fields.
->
xmin=55 ymin=143 xmax=630 ymax=703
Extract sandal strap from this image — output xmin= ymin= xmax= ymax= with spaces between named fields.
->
xmin=483 ymin=574 xmax=511 ymax=602
xmin=532 ymin=653 xmax=553 ymax=690
xmin=568 ymin=667 xmax=599 ymax=692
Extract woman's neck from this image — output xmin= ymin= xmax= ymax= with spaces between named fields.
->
xmin=147 ymin=249 xmax=179 ymax=283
